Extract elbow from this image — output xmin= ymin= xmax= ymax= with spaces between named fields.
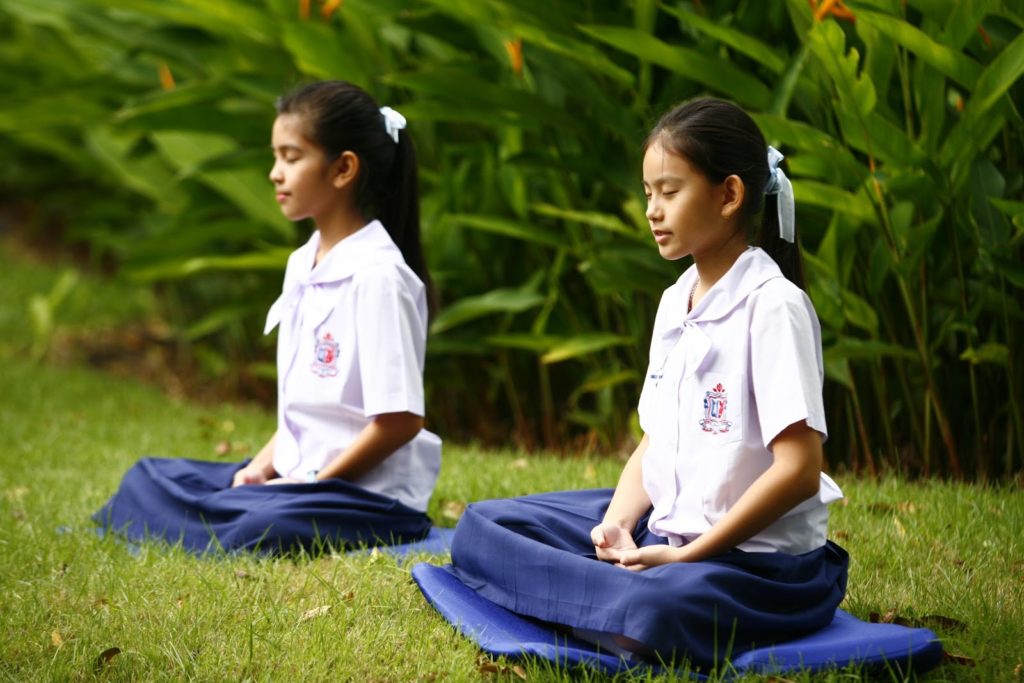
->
xmin=794 ymin=468 xmax=821 ymax=502
xmin=375 ymin=412 xmax=424 ymax=445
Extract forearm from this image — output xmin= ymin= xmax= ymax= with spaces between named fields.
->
xmin=316 ymin=412 xmax=424 ymax=482
xmin=679 ymin=423 xmax=822 ymax=562
xmin=602 ymin=434 xmax=653 ymax=529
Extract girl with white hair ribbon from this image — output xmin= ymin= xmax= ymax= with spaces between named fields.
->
xmin=443 ymin=97 xmax=847 ymax=669
xmin=96 ymin=81 xmax=441 ymax=554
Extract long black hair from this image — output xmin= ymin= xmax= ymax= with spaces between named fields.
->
xmin=644 ymin=97 xmax=805 ymax=289
xmin=276 ymin=81 xmax=433 ymax=302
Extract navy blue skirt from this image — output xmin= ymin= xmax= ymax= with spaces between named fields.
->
xmin=449 ymin=489 xmax=848 ymax=670
xmin=94 ymin=457 xmax=432 ymax=555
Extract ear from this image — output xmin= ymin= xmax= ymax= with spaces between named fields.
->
xmin=331 ymin=151 xmax=360 ymax=190
xmin=720 ymin=174 xmax=745 ymax=219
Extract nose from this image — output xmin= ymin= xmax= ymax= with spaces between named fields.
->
xmin=269 ymin=159 xmax=283 ymax=185
xmin=646 ymin=195 xmax=660 ymax=223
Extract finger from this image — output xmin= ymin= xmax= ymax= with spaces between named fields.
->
xmin=591 ymin=527 xmax=606 ymax=548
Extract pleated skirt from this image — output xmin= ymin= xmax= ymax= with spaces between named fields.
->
xmin=93 ymin=457 xmax=432 ymax=555
xmin=448 ymin=489 xmax=848 ymax=670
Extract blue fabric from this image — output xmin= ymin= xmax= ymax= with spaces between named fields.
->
xmin=413 ymin=562 xmax=943 ymax=679
xmin=94 ymin=457 xmax=431 ymax=555
xmin=351 ymin=526 xmax=455 ymax=559
xmin=448 ymin=489 xmax=849 ymax=671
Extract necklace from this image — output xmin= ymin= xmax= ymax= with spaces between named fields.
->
xmin=688 ymin=278 xmax=699 ymax=313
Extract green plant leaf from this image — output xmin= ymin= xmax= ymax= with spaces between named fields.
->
xmin=807 ymin=20 xmax=877 ymax=118
xmin=825 ymin=337 xmax=917 ymax=362
xmin=485 ymin=333 xmax=560 ymax=353
xmin=530 ymin=203 xmax=645 ymax=240
xmin=150 ymin=131 xmax=291 ymax=237
xmin=960 ymin=342 xmax=1010 ymax=366
xmin=541 ymin=333 xmax=634 ymax=364
xmin=792 ymin=180 xmax=877 ymax=223
xmin=857 ymin=10 xmax=982 ymax=87
xmin=660 ymin=4 xmax=787 ymax=74
xmin=282 ymin=21 xmax=370 ymax=86
xmin=125 ymin=249 xmax=292 ymax=281
xmin=446 ymin=214 xmax=567 ymax=250
xmin=577 ymin=25 xmax=773 ymax=109
xmin=940 ymin=30 xmax=1024 ymax=170
xmin=430 ymin=283 xmax=545 ymax=335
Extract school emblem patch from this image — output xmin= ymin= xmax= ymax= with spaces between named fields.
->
xmin=699 ymin=382 xmax=733 ymax=434
xmin=311 ymin=332 xmax=340 ymax=377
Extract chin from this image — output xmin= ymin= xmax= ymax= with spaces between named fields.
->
xmin=658 ymin=246 xmax=688 ymax=261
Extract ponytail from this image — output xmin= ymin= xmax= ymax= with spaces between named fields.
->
xmin=377 ymin=128 xmax=435 ymax=315
xmin=758 ymin=195 xmax=804 ymax=289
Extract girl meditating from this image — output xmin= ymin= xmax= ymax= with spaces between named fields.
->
xmin=446 ymin=97 xmax=848 ymax=668
xmin=95 ymin=81 xmax=441 ymax=554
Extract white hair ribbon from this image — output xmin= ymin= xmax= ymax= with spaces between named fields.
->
xmin=764 ymin=146 xmax=795 ymax=244
xmin=379 ymin=106 xmax=406 ymax=144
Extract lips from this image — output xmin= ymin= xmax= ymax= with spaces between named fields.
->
xmin=652 ymin=229 xmax=671 ymax=244
xmin=275 ymin=192 xmax=290 ymax=203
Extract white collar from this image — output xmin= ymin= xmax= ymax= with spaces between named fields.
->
xmin=264 ymin=220 xmax=404 ymax=334
xmin=295 ymin=220 xmax=405 ymax=285
xmin=675 ymin=247 xmax=785 ymax=325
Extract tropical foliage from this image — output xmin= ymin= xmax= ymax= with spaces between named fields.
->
xmin=1 ymin=0 xmax=1022 ymax=477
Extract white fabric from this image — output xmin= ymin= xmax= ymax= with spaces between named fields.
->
xmin=264 ymin=220 xmax=441 ymax=511
xmin=379 ymin=106 xmax=406 ymax=144
xmin=637 ymin=247 xmax=842 ymax=554
xmin=765 ymin=146 xmax=795 ymax=243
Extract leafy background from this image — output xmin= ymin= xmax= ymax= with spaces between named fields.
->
xmin=1 ymin=0 xmax=1021 ymax=478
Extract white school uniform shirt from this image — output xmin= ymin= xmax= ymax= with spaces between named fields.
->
xmin=263 ymin=220 xmax=441 ymax=512
xmin=637 ymin=247 xmax=843 ymax=555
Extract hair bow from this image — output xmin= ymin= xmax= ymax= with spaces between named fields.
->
xmin=379 ymin=106 xmax=406 ymax=144
xmin=764 ymin=146 xmax=795 ymax=244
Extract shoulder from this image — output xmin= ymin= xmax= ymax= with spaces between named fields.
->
xmin=745 ymin=277 xmax=820 ymax=343
xmin=352 ymin=262 xmax=424 ymax=303
xmin=353 ymin=261 xmax=418 ymax=287
xmin=747 ymin=277 xmax=815 ymax=317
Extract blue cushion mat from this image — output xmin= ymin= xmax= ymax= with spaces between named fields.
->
xmin=412 ymin=562 xmax=943 ymax=679
xmin=87 ymin=525 xmax=455 ymax=558
xmin=369 ymin=526 xmax=455 ymax=558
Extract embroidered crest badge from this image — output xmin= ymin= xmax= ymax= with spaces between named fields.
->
xmin=311 ymin=332 xmax=340 ymax=377
xmin=699 ymin=382 xmax=733 ymax=434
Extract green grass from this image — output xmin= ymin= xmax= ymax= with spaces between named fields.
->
xmin=1 ymin=247 xmax=1022 ymax=681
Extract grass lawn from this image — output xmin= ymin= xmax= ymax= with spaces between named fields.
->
xmin=1 ymin=243 xmax=1021 ymax=681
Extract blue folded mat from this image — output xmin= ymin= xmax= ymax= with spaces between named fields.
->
xmin=367 ymin=526 xmax=455 ymax=558
xmin=87 ymin=525 xmax=455 ymax=558
xmin=412 ymin=562 xmax=944 ymax=679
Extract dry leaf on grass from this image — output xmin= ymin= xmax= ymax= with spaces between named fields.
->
xmin=870 ymin=609 xmax=966 ymax=632
xmin=94 ymin=647 xmax=121 ymax=672
xmin=477 ymin=654 xmax=525 ymax=678
xmin=942 ymin=650 xmax=976 ymax=667
xmin=442 ymin=500 xmax=466 ymax=521
xmin=214 ymin=441 xmax=232 ymax=456
xmin=299 ymin=605 xmax=331 ymax=623
xmin=509 ymin=458 xmax=529 ymax=470
xmin=51 ymin=631 xmax=63 ymax=648
xmin=892 ymin=516 xmax=906 ymax=538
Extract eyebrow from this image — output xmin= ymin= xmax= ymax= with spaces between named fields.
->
xmin=642 ymin=175 xmax=684 ymax=187
xmin=271 ymin=144 xmax=304 ymax=153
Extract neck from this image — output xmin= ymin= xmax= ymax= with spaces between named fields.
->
xmin=691 ymin=230 xmax=748 ymax=300
xmin=314 ymin=203 xmax=367 ymax=264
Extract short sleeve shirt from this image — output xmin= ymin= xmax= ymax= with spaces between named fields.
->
xmin=263 ymin=221 xmax=441 ymax=511
xmin=637 ymin=247 xmax=842 ymax=554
